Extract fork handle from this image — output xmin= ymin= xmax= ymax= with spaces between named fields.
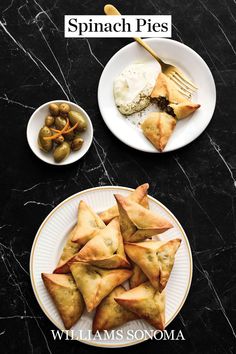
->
xmin=133 ymin=37 xmax=164 ymax=65
xmin=104 ymin=4 xmax=164 ymax=66
xmin=104 ymin=4 xmax=121 ymax=16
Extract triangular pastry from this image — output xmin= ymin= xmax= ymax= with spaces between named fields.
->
xmin=99 ymin=183 xmax=149 ymax=224
xmin=129 ymin=263 xmax=148 ymax=289
xmin=169 ymin=102 xmax=200 ymax=120
xmin=125 ymin=239 xmax=181 ymax=290
xmin=42 ymin=273 xmax=84 ymax=329
xmin=72 ymin=201 xmax=105 ymax=244
xmin=54 ymin=226 xmax=81 ymax=274
xmin=92 ymin=286 xmax=138 ymax=333
xmin=115 ymin=194 xmax=173 ymax=242
xmin=69 ymin=261 xmax=132 ymax=312
xmin=141 ymin=112 xmax=176 ymax=152
xmin=73 ymin=218 xmax=130 ymax=269
xmin=115 ymin=281 xmax=165 ymax=330
xmin=151 ymin=73 xmax=200 ymax=120
xmin=151 ymin=72 xmax=189 ymax=103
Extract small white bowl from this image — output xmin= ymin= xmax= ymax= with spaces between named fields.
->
xmin=27 ymin=100 xmax=93 ymax=165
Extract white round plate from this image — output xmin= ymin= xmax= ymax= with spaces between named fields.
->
xmin=98 ymin=38 xmax=216 ymax=152
xmin=30 ymin=186 xmax=192 ymax=348
xmin=27 ymin=100 xmax=93 ymax=165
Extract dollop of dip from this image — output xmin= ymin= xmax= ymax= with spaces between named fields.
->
xmin=113 ymin=63 xmax=159 ymax=115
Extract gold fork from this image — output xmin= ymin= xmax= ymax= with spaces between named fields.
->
xmin=104 ymin=4 xmax=197 ymax=99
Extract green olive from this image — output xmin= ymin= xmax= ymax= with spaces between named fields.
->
xmin=38 ymin=126 xmax=53 ymax=152
xmin=55 ymin=116 xmax=67 ymax=130
xmin=55 ymin=117 xmax=74 ymax=140
xmin=53 ymin=142 xmax=71 ymax=162
xmin=59 ymin=103 xmax=70 ymax=116
xmin=71 ymin=136 xmax=84 ymax=151
xmin=68 ymin=111 xmax=87 ymax=131
xmin=45 ymin=115 xmax=55 ymax=127
xmin=54 ymin=135 xmax=64 ymax=144
xmin=64 ymin=129 xmax=74 ymax=141
xmin=49 ymin=103 xmax=59 ymax=116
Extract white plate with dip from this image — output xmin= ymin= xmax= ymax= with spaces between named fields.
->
xmin=98 ymin=38 xmax=216 ymax=153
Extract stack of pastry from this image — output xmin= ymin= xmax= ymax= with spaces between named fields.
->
xmin=141 ymin=73 xmax=200 ymax=152
xmin=42 ymin=183 xmax=181 ymax=333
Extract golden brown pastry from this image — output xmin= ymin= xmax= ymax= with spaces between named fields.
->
xmin=151 ymin=72 xmax=188 ymax=103
xmin=69 ymin=261 xmax=132 ymax=312
xmin=115 ymin=281 xmax=165 ymax=330
xmin=129 ymin=263 xmax=148 ymax=289
xmin=125 ymin=239 xmax=181 ymax=291
xmin=53 ymin=226 xmax=81 ymax=274
xmin=141 ymin=112 xmax=176 ymax=152
xmin=72 ymin=200 xmax=105 ymax=244
xmin=169 ymin=102 xmax=201 ymax=120
xmin=41 ymin=273 xmax=84 ymax=329
xmin=92 ymin=286 xmax=138 ymax=333
xmin=73 ymin=218 xmax=130 ymax=269
xmin=99 ymin=183 xmax=149 ymax=224
xmin=151 ymin=73 xmax=200 ymax=120
xmin=115 ymin=194 xmax=173 ymax=242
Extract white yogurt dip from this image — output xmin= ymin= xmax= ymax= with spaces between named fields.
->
xmin=113 ymin=62 xmax=160 ymax=115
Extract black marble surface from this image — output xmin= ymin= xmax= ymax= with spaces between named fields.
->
xmin=0 ymin=0 xmax=236 ymax=353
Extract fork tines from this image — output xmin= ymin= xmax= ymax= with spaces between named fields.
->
xmin=166 ymin=70 xmax=198 ymax=99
